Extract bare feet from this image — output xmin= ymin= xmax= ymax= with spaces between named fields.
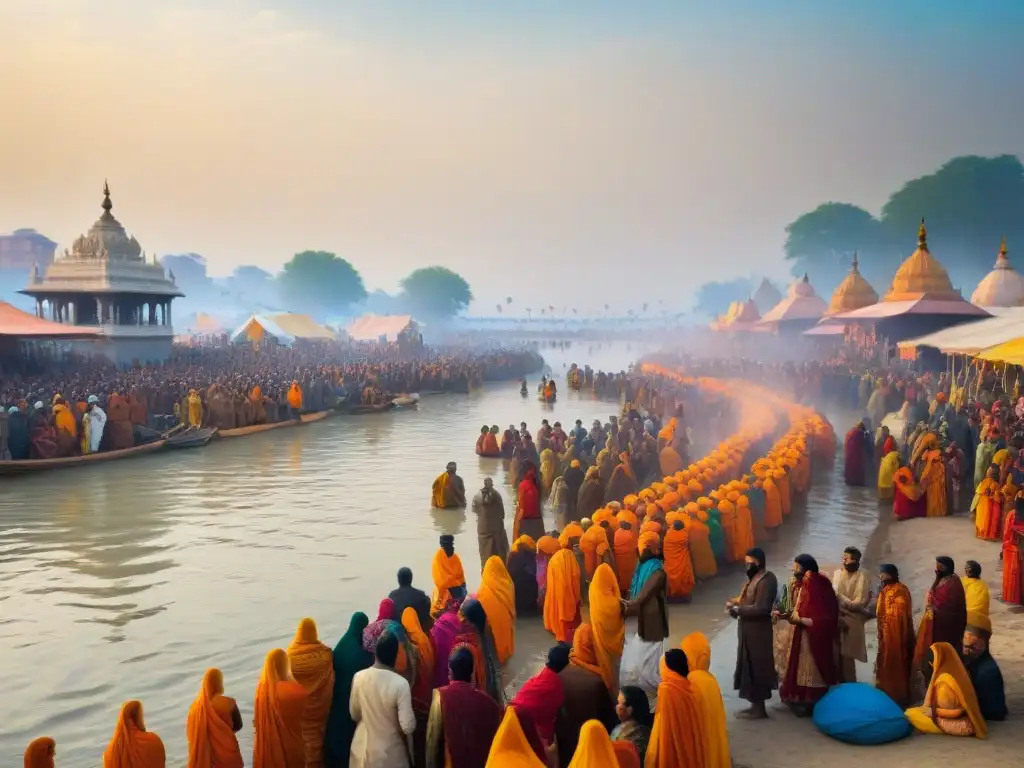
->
xmin=734 ymin=705 xmax=769 ymax=720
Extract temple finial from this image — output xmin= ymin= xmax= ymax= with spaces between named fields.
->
xmin=102 ymin=180 xmax=112 ymax=213
xmin=917 ymin=218 xmax=927 ymax=248
xmin=999 ymin=236 xmax=1008 ymax=258
xmin=802 ymin=272 xmax=809 ymax=283
xmin=851 ymin=251 xmax=859 ymax=272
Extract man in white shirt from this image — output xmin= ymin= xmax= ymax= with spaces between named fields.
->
xmin=350 ymin=630 xmax=416 ymax=768
xmin=86 ymin=395 xmax=107 ymax=454
xmin=832 ymin=546 xmax=871 ymax=682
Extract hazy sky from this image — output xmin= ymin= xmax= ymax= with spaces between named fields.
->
xmin=2 ymin=0 xmax=1022 ymax=313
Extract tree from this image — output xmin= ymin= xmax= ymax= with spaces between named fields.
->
xmin=693 ymin=277 xmax=754 ymax=319
xmin=783 ymin=203 xmax=891 ymax=289
xmin=277 ymin=250 xmax=366 ymax=315
xmin=880 ymin=155 xmax=1024 ymax=289
xmin=399 ymin=266 xmax=472 ymax=318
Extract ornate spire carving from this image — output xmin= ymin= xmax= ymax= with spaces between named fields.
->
xmin=917 ymin=218 xmax=928 ymax=250
xmin=102 ymin=180 xmax=113 ymax=213
xmin=1000 ymin=236 xmax=1008 ymax=259
xmin=851 ymin=251 xmax=859 ymax=272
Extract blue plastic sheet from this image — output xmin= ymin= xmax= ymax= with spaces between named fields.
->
xmin=812 ymin=683 xmax=912 ymax=745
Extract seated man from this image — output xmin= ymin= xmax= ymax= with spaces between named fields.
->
xmin=962 ymin=612 xmax=1007 ymax=721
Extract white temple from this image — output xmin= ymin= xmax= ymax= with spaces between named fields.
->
xmin=21 ymin=182 xmax=183 ymax=364
xmin=970 ymin=238 xmax=1024 ymax=309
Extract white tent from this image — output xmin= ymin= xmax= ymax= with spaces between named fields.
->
xmin=897 ymin=307 xmax=1024 ymax=355
xmin=230 ymin=314 xmax=295 ymax=346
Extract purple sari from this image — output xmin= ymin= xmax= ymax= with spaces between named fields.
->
xmin=429 ymin=609 xmax=468 ymax=688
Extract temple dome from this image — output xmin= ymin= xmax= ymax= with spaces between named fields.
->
xmin=66 ymin=181 xmax=144 ymax=262
xmin=752 ymin=279 xmax=782 ymax=315
xmin=826 ymin=253 xmax=878 ymax=315
xmin=884 ymin=219 xmax=958 ymax=301
xmin=970 ymin=238 xmax=1024 ymax=307
xmin=759 ymin=273 xmax=827 ymax=323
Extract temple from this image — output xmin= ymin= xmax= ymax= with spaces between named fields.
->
xmin=20 ymin=182 xmax=183 ymax=364
xmin=970 ymin=237 xmax=1024 ymax=309
xmin=751 ymin=278 xmax=782 ymax=315
xmin=710 ymin=298 xmax=763 ymax=332
xmin=757 ymin=273 xmax=827 ymax=334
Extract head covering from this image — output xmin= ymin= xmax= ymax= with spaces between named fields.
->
xmin=325 ymin=612 xmax=372 ymax=764
xmin=103 ymin=700 xmax=163 ymax=768
xmin=568 ymin=624 xmax=603 ymax=680
xmin=23 ymin=737 xmax=55 ymax=768
xmin=478 ymin=555 xmax=516 ymax=664
xmin=33 ymin=401 xmax=44 ymax=410
xmin=587 ymin=564 xmax=624 ymax=691
xmin=88 ymin=395 xmax=99 ymax=404
xmin=187 ymin=668 xmax=243 ymax=768
xmin=965 ymin=611 xmax=992 ymax=637
xmin=486 ymin=707 xmax=547 ymax=767
xmin=920 ymin=642 xmax=987 ymax=739
xmin=567 ymin=720 xmax=620 ymax=766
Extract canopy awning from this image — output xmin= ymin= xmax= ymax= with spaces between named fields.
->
xmin=896 ymin=307 xmax=1024 ymax=355
xmin=346 ymin=314 xmax=416 ymax=342
xmin=836 ymin=297 xmax=990 ymax=322
xmin=230 ymin=314 xmax=294 ymax=346
xmin=0 ymin=300 xmax=102 ymax=338
xmin=977 ymin=337 xmax=1024 ymax=365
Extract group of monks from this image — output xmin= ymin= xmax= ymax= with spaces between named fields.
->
xmin=21 ymin=362 xmax=839 ymax=768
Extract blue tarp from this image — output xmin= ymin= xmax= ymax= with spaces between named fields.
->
xmin=813 ymin=683 xmax=912 ymax=745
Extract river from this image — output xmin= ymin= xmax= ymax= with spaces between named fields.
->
xmin=0 ymin=341 xmax=883 ymax=764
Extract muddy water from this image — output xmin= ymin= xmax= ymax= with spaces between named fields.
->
xmin=0 ymin=342 xmax=655 ymax=764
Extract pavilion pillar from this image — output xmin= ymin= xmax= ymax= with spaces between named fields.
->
xmin=149 ymin=302 xmax=157 ymax=326
xmin=166 ymin=302 xmax=172 ymax=327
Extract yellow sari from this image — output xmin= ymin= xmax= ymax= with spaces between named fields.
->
xmin=681 ymin=632 xmax=731 ymax=768
xmin=905 ymin=642 xmax=986 ymax=738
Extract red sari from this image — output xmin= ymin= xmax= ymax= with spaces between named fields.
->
xmin=844 ymin=427 xmax=866 ymax=486
xmin=912 ymin=575 xmax=967 ymax=670
xmin=514 ymin=468 xmax=542 ymax=539
xmin=780 ymin=571 xmax=839 ymax=705
xmin=893 ymin=468 xmax=926 ymax=521
xmin=1002 ymin=510 xmax=1023 ymax=605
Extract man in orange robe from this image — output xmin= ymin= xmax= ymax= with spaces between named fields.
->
xmin=430 ymin=535 xmax=467 ymax=616
xmin=663 ymin=519 xmax=695 ymax=602
xmin=287 ymin=381 xmax=303 ymax=418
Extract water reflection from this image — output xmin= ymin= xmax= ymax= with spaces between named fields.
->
xmin=0 ymin=342 xmax=653 ymax=763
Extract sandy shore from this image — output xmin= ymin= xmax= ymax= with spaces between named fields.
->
xmin=720 ymin=513 xmax=1021 ymax=768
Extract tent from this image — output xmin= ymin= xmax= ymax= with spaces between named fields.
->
xmin=978 ymin=337 xmax=1024 ymax=365
xmin=231 ymin=314 xmax=295 ymax=346
xmin=265 ymin=313 xmax=335 ymax=340
xmin=897 ymin=307 xmax=1024 ymax=355
xmin=346 ymin=314 xmax=418 ymax=342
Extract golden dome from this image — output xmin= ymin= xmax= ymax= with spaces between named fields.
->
xmin=970 ymin=237 xmax=1024 ymax=307
xmin=884 ymin=219 xmax=958 ymax=301
xmin=826 ymin=253 xmax=878 ymax=315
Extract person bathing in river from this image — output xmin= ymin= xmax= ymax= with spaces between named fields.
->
xmin=515 ymin=464 xmax=546 ymax=540
xmin=472 ymin=478 xmax=510 ymax=565
xmin=430 ymin=535 xmax=467 ymax=617
xmin=431 ymin=462 xmax=466 ymax=509
xmin=476 ymin=425 xmax=500 ymax=457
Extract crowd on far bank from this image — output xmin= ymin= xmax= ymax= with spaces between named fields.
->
xmin=0 ymin=341 xmax=543 ymax=461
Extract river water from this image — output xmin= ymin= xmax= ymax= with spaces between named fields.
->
xmin=0 ymin=341 xmax=882 ymax=764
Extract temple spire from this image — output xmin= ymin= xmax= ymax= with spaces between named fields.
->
xmin=917 ymin=218 xmax=928 ymax=250
xmin=851 ymin=251 xmax=859 ymax=272
xmin=1000 ymin=236 xmax=1008 ymax=259
xmin=102 ymin=180 xmax=112 ymax=213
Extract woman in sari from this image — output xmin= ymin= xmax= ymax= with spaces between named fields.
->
xmin=535 ymin=535 xmax=561 ymax=612
xmin=610 ymin=686 xmax=651 ymax=766
xmin=253 ymin=649 xmax=308 ymax=768
xmin=576 ymin=467 xmax=605 ymax=523
xmin=508 ymin=535 xmax=539 ymax=616
xmin=972 ymin=464 xmax=1002 ymax=540
xmin=568 ymin=720 xmax=621 ymax=766
xmin=103 ymin=701 xmax=165 ymax=768
xmin=186 ymin=669 xmax=243 ymax=768
xmin=540 ymin=448 xmax=557 ymax=497
xmin=402 ymin=608 xmax=435 ymax=768
xmin=543 ymin=548 xmax=582 ymax=643
xmin=287 ymin=618 xmax=335 ymax=768
xmin=478 ymin=555 xmax=517 ymax=664
xmin=515 ymin=464 xmax=545 ymax=540
xmin=548 ymin=477 xmax=570 ymax=530
xmin=485 ymin=708 xmax=546 ymax=767
xmin=605 ymin=452 xmax=639 ymax=503
xmin=324 ymin=613 xmax=373 ymax=768
xmin=906 ymin=642 xmax=987 ymax=738
xmin=511 ymin=644 xmax=569 ymax=754
xmin=588 ymin=563 xmax=625 ymax=696
xmin=24 ymin=737 xmax=56 ymax=768
xmin=458 ymin=597 xmax=506 ymax=705
xmin=913 ymin=557 xmax=967 ymax=674
xmin=779 ymin=554 xmax=840 ymax=712
xmin=872 ymin=564 xmax=916 ymax=707
xmin=681 ymin=632 xmax=730 ymax=768
xmin=646 ymin=650 xmax=706 ymax=768
xmin=1003 ymin=495 xmax=1023 ymax=605
xmin=772 ymin=573 xmax=799 ymax=679
xmin=893 ymin=466 xmax=926 ymax=520
xmin=363 ymin=598 xmax=411 ymax=680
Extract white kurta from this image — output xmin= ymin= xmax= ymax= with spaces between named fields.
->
xmin=831 ymin=568 xmax=870 ymax=662
xmin=88 ymin=406 xmax=107 ymax=453
xmin=349 ymin=665 xmax=416 ymax=768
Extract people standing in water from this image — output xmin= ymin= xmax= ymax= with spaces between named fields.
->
xmin=430 ymin=536 xmax=467 ymax=616
xmin=431 ymin=462 xmax=467 ymax=509
xmin=472 ymin=478 xmax=510 ymax=566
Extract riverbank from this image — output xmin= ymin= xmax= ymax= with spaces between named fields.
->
xmin=721 ymin=510 xmax=1020 ymax=768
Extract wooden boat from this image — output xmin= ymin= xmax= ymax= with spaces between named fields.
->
xmin=0 ymin=440 xmax=168 ymax=476
xmin=167 ymin=427 xmax=218 ymax=449
xmin=343 ymin=402 xmax=396 ymax=415
xmin=218 ymin=410 xmax=332 ymax=438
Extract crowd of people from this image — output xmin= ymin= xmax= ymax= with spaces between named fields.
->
xmin=0 ymin=342 xmax=543 ymax=460
xmin=842 ymin=367 xmax=1024 ymax=609
xmin=17 ymin=357 xmax=1018 ymax=767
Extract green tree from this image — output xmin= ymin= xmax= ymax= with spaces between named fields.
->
xmin=783 ymin=203 xmax=891 ymax=289
xmin=399 ymin=266 xmax=473 ymax=318
xmin=693 ymin=277 xmax=754 ymax=319
xmin=880 ymin=155 xmax=1024 ymax=288
xmin=278 ymin=250 xmax=366 ymax=314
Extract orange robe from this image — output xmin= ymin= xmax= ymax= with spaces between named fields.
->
xmin=973 ymin=478 xmax=1002 ymax=541
xmin=612 ymin=528 xmax=638 ymax=594
xmin=717 ymin=500 xmax=739 ymax=563
xmin=478 ymin=555 xmax=517 ymax=664
xmin=763 ymin=477 xmax=783 ymax=530
xmin=544 ymin=549 xmax=582 ymax=643
xmin=103 ymin=701 xmax=166 ymax=768
xmin=287 ymin=620 xmax=335 ymax=768
xmin=647 ymin=661 xmax=707 ymax=768
xmin=688 ymin=518 xmax=717 ymax=579
xmin=254 ymin=650 xmax=308 ymax=768
xmin=874 ymin=582 xmax=915 ymax=707
xmin=287 ymin=384 xmax=303 ymax=411
xmin=430 ymin=549 xmax=466 ymax=613
xmin=588 ymin=564 xmax=625 ymax=693
xmin=777 ymin=471 xmax=792 ymax=516
xmin=663 ymin=526 xmax=695 ymax=599
xmin=921 ymin=449 xmax=948 ymax=518
xmin=187 ymin=669 xmax=244 ymax=768
xmin=24 ymin=737 xmax=55 ymax=768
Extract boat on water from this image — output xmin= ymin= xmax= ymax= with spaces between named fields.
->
xmin=393 ymin=393 xmax=420 ymax=407
xmin=343 ymin=401 xmax=396 ymax=415
xmin=0 ymin=440 xmax=168 ymax=476
xmin=218 ymin=409 xmax=332 ymax=438
xmin=167 ymin=426 xmax=219 ymax=449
